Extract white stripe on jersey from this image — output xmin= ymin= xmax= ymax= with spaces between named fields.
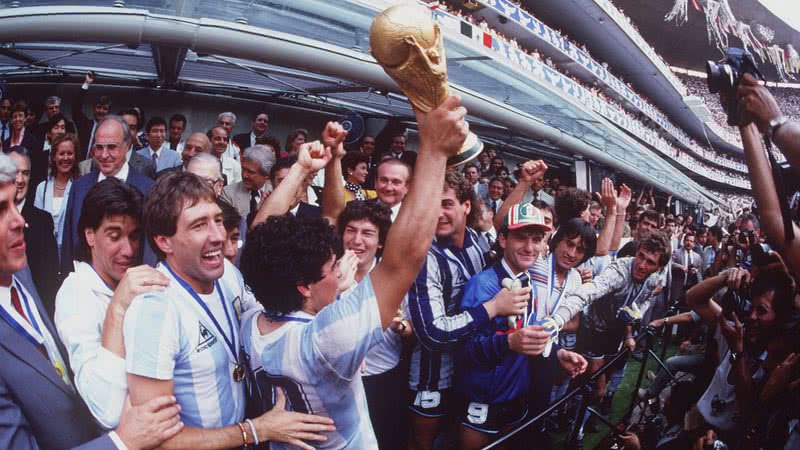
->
xmin=243 ymin=275 xmax=383 ymax=449
xmin=123 ymin=259 xmax=246 ymax=428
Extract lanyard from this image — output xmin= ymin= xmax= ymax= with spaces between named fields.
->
xmin=624 ymin=265 xmax=646 ymax=308
xmin=533 ymin=254 xmax=564 ymax=321
xmin=266 ymin=313 xmax=312 ymax=323
xmin=0 ymin=280 xmax=44 ymax=348
xmin=163 ymin=262 xmax=238 ymax=363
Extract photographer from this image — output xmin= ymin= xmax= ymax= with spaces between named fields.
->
xmin=686 ymin=265 xmax=798 ymax=444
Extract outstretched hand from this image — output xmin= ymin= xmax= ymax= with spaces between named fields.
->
xmin=255 ymin=388 xmax=336 ymax=450
xmin=414 ymin=95 xmax=468 ymax=160
xmin=518 ymin=160 xmax=548 ymax=186
xmin=737 ymin=73 xmax=782 ymax=133
xmin=321 ymin=122 xmax=348 ymax=159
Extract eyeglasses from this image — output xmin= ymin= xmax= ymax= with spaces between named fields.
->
xmin=93 ymin=143 xmax=121 ymax=153
xmin=201 ymin=177 xmax=223 ymax=188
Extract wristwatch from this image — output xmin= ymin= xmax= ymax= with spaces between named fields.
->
xmin=769 ymin=115 xmax=788 ymax=141
xmin=729 ymin=350 xmax=743 ymax=364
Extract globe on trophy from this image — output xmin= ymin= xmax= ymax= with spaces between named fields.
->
xmin=369 ymin=4 xmax=484 ymax=167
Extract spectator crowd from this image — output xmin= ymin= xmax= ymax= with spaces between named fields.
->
xmin=0 ymin=62 xmax=797 ymax=450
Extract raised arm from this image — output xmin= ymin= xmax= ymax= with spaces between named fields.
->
xmin=371 ymin=96 xmax=466 ymax=329
xmin=319 ymin=122 xmax=348 ymax=224
xmin=249 ymin=141 xmax=331 ymax=230
xmin=610 ymin=184 xmax=631 ymax=252
xmin=493 ymin=160 xmax=547 ymax=231
xmin=594 ymin=178 xmax=617 ymax=256
xmin=738 ymin=73 xmax=800 ymax=174
xmin=551 ymin=259 xmax=629 ymax=328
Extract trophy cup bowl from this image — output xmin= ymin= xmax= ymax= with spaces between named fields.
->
xmin=370 ymin=4 xmax=483 ymax=167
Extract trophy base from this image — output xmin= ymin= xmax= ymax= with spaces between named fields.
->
xmin=447 ymin=132 xmax=483 ymax=167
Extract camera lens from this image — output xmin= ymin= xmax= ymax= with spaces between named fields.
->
xmin=706 ymin=61 xmax=722 ymax=93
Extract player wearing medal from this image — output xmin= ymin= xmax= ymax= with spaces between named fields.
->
xmin=456 ymin=204 xmax=588 ymax=449
xmin=123 ymin=171 xmax=335 ymax=449
xmin=239 ymin=98 xmax=468 ymax=449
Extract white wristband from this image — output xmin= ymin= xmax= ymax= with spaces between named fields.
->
xmin=245 ymin=418 xmax=259 ymax=446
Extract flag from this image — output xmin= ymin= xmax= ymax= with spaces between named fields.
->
xmin=482 ymin=32 xmax=493 ymax=48
xmin=460 ymin=20 xmax=472 ymax=39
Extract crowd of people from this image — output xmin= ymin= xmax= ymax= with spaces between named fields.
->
xmin=424 ymin=0 xmax=752 ymax=192
xmin=0 ymin=61 xmax=797 ymax=450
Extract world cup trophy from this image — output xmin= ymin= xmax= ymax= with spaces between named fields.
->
xmin=369 ymin=4 xmax=483 ymax=167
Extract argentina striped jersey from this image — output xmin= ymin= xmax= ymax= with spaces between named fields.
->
xmin=407 ymin=228 xmax=488 ymax=391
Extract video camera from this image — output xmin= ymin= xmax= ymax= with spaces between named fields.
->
xmin=706 ymin=48 xmax=764 ymax=126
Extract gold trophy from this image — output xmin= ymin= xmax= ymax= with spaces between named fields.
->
xmin=370 ymin=4 xmax=483 ymax=167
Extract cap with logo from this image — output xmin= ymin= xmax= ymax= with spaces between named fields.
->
xmin=504 ymin=203 xmax=551 ymax=231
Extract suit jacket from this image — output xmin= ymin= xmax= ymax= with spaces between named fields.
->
xmin=21 ymin=202 xmax=59 ymax=320
xmin=78 ymin=152 xmax=157 ymax=179
xmin=670 ymin=247 xmax=703 ymax=301
xmin=4 ymin=132 xmax=47 ymax=197
xmin=296 ymin=202 xmax=322 ymax=219
xmin=135 ymin=146 xmax=182 ymax=173
xmin=0 ymin=267 xmax=115 ymax=450
xmin=60 ymin=169 xmax=155 ymax=277
xmin=222 ymin=181 xmax=254 ymax=219
xmin=31 ymin=119 xmax=76 ymax=142
xmin=232 ymin=132 xmax=252 ymax=153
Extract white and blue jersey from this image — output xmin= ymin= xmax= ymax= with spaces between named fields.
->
xmin=242 ymin=274 xmax=384 ymax=449
xmin=407 ymin=228 xmax=488 ymax=391
xmin=124 ymin=259 xmax=250 ymax=428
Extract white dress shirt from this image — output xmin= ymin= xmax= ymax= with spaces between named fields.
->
xmin=224 ymin=140 xmax=240 ymax=161
xmin=55 ymin=261 xmax=127 ymax=429
xmin=221 ymin=155 xmax=241 ymax=185
xmin=390 ymin=202 xmax=401 ymax=222
xmin=97 ymin=162 xmax=130 ymax=183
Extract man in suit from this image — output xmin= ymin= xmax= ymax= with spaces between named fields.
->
xmin=216 ymin=112 xmax=241 ymax=161
xmin=32 ymin=96 xmax=76 ymax=140
xmin=670 ymin=231 xmax=703 ymax=303
xmin=60 ymin=115 xmax=155 ymax=277
xmin=78 ymin=108 xmax=156 ymax=179
xmin=168 ymin=113 xmax=187 ymax=151
xmin=223 ymin=144 xmax=275 ymax=227
xmin=7 ymin=148 xmax=59 ymax=318
xmin=135 ymin=117 xmax=182 ymax=173
xmin=0 ymin=98 xmax=11 ymax=143
xmin=156 ymin=132 xmax=212 ymax=178
xmin=383 ymin=134 xmax=417 ymax=168
xmin=266 ymin=156 xmax=321 ymax=219
xmin=72 ymin=72 xmax=111 ymax=160
xmin=0 ymin=152 xmax=182 ymax=450
xmin=232 ymin=110 xmax=269 ymax=153
xmin=484 ymin=177 xmax=504 ymax=215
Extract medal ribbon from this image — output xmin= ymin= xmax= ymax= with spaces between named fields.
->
xmin=0 ymin=280 xmax=44 ymax=348
xmin=163 ymin=262 xmax=239 ymax=365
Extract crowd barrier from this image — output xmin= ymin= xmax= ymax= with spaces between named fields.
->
xmin=481 ymin=325 xmax=675 ymax=449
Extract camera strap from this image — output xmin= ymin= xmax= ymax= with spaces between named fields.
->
xmin=763 ymin=136 xmax=794 ymax=241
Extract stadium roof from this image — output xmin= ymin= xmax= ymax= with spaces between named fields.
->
xmin=0 ymin=2 xmax=728 ymax=205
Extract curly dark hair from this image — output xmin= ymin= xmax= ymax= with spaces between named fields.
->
xmin=76 ymin=178 xmax=144 ymax=264
xmin=554 ymin=187 xmax=591 ymax=225
xmin=341 ymin=151 xmax=370 ymax=179
xmin=337 ymin=200 xmax=392 ymax=246
xmin=637 ymin=229 xmax=671 ymax=266
xmin=241 ymin=214 xmax=342 ymax=315
xmin=549 ymin=218 xmax=597 ymax=266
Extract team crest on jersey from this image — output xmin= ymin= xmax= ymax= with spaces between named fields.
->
xmin=196 ymin=323 xmax=217 ymax=352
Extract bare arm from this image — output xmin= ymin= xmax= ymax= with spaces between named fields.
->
xmin=594 ymin=178 xmax=617 ymax=256
xmin=493 ymin=160 xmax=547 ymax=231
xmin=320 ymin=123 xmax=348 ymax=225
xmin=250 ymin=141 xmax=331 ymax=230
xmin=127 ymin=375 xmax=243 ymax=450
xmin=610 ymin=184 xmax=631 ymax=252
xmin=686 ymin=272 xmax=733 ymax=327
xmin=371 ymin=96 xmax=466 ymax=329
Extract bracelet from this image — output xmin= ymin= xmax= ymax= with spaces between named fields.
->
xmin=398 ymin=321 xmax=407 ymax=332
xmin=245 ymin=418 xmax=259 ymax=446
xmin=664 ymin=317 xmax=669 ymax=324
xmin=236 ymin=422 xmax=249 ymax=446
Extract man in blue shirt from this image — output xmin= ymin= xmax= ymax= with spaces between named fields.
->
xmin=458 ymin=203 xmax=587 ymax=449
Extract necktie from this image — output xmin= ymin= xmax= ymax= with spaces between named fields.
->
xmin=151 ymin=150 xmax=159 ymax=172
xmin=684 ymin=251 xmax=689 ymax=286
xmin=484 ymin=231 xmax=494 ymax=247
xmin=247 ymin=190 xmax=259 ymax=227
xmin=491 ymin=200 xmax=498 ymax=213
xmin=1 ymin=121 xmax=7 ymax=142
xmin=11 ymin=286 xmax=49 ymax=361
xmin=533 ymin=191 xmax=539 ymax=201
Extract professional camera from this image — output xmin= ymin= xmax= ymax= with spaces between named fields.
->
xmin=706 ymin=48 xmax=763 ymax=126
xmin=719 ymin=286 xmax=753 ymax=318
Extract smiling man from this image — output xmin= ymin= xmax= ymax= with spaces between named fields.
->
xmin=60 ymin=115 xmax=154 ymax=276
xmin=123 ymin=171 xmax=335 ymax=449
xmin=374 ymin=158 xmax=411 ymax=222
xmin=222 ymin=144 xmax=275 ymax=227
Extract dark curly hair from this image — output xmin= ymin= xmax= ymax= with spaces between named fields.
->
xmin=337 ymin=200 xmax=392 ymax=247
xmin=241 ymin=214 xmax=342 ymax=315
xmin=637 ymin=229 xmax=671 ymax=266
xmin=76 ymin=178 xmax=144 ymax=264
xmin=554 ymin=188 xmax=591 ymax=225
xmin=549 ymin=218 xmax=597 ymax=266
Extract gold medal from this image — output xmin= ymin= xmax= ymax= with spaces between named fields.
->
xmin=233 ymin=364 xmax=245 ymax=382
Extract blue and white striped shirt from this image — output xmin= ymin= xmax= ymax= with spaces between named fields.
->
xmin=123 ymin=260 xmax=248 ymax=428
xmin=242 ymin=275 xmax=384 ymax=449
xmin=407 ymin=228 xmax=488 ymax=391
